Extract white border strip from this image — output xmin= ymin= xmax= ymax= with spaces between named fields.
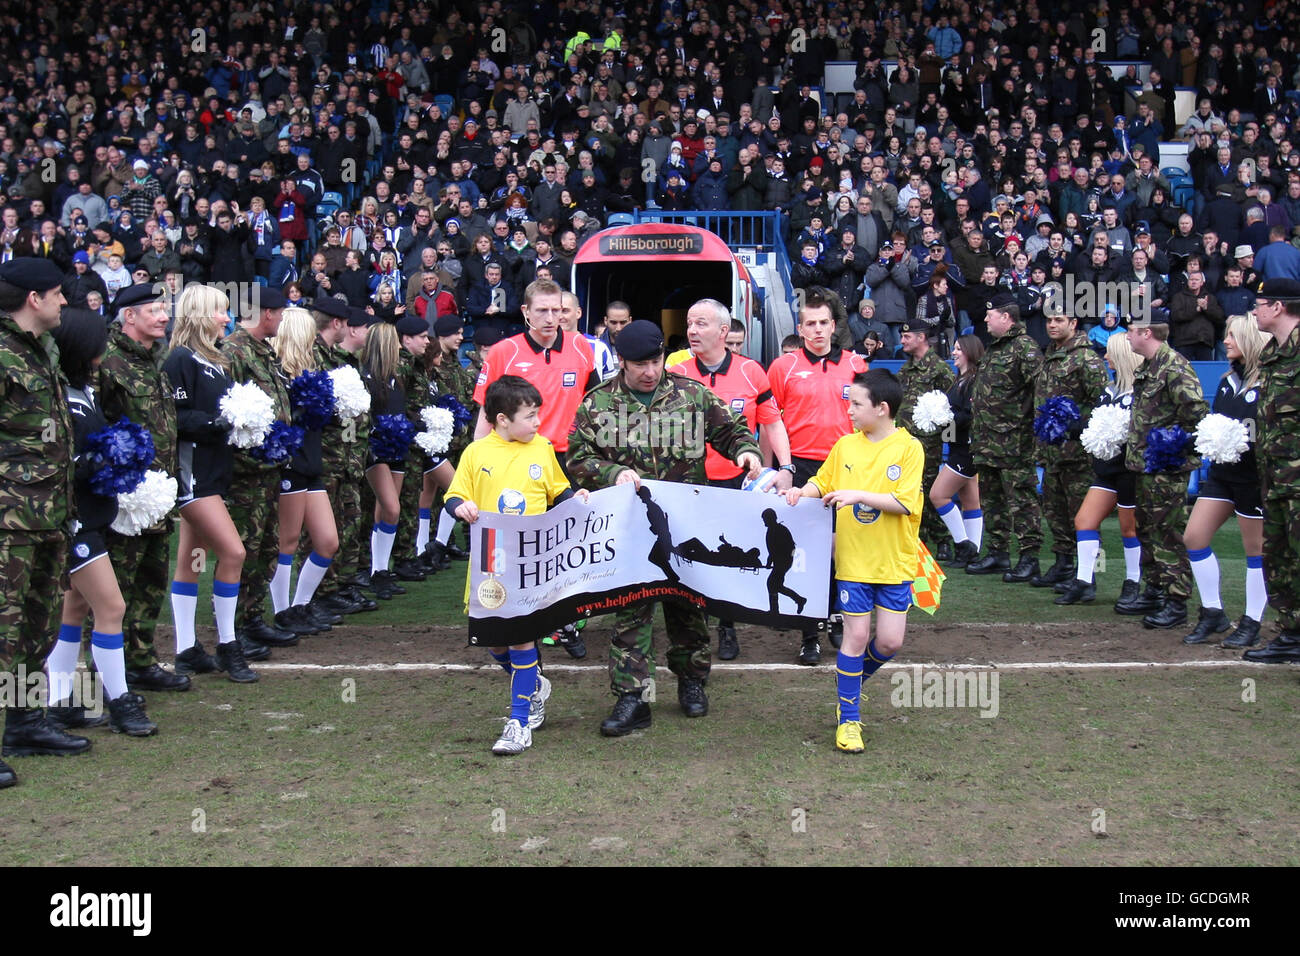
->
xmin=251 ymin=659 xmax=1280 ymax=673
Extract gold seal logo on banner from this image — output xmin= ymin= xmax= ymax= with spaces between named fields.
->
xmin=477 ymin=578 xmax=507 ymax=610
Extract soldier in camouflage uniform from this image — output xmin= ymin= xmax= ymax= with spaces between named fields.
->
xmin=0 ymin=259 xmax=90 ymax=786
xmin=224 ymin=288 xmax=296 ymax=648
xmin=391 ymin=313 xmax=436 ymax=580
xmin=568 ymin=320 xmax=762 ymax=737
xmin=95 ymin=284 xmax=188 ymax=691
xmin=897 ymin=317 xmax=955 ymax=557
xmin=423 ymin=313 xmax=478 ymax=566
xmin=309 ymin=297 xmax=375 ymax=614
xmin=1120 ymin=315 xmax=1208 ymax=629
xmin=967 ymin=294 xmax=1045 ymax=581
xmin=464 ymin=325 xmax=504 ymax=384
xmin=1243 ymin=279 xmax=1300 ymax=662
xmin=1030 ymin=312 xmax=1110 ymax=588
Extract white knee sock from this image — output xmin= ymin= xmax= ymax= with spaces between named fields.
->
xmin=372 ymin=521 xmax=397 ymax=573
xmin=46 ymin=624 xmax=82 ymax=704
xmin=937 ymin=501 xmax=969 ymax=543
xmin=1122 ymin=535 xmax=1141 ymax=581
xmin=90 ymin=631 xmax=127 ymax=702
xmin=293 ymin=552 xmax=333 ymax=606
xmin=436 ymin=510 xmax=456 ymax=546
xmin=270 ymin=552 xmax=294 ymax=614
xmin=171 ymin=580 xmax=199 ymax=654
xmin=212 ymin=579 xmax=240 ymax=644
xmin=962 ymin=509 xmax=983 ymax=550
xmin=1188 ymin=547 xmax=1221 ymax=609
xmin=1076 ymin=530 xmax=1101 ymax=584
xmin=416 ymin=508 xmax=432 ymax=554
xmin=1246 ymin=556 xmax=1267 ymax=621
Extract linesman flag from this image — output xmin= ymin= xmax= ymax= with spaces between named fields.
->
xmin=911 ymin=539 xmax=946 ymax=615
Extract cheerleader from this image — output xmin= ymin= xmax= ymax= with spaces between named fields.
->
xmin=1181 ymin=314 xmax=1270 ymax=647
xmin=928 ymin=334 xmax=984 ymax=567
xmin=361 ymin=321 xmax=408 ymax=598
xmin=47 ymin=308 xmax=156 ymax=734
xmin=268 ymin=307 xmax=342 ymax=635
xmin=1056 ymin=334 xmax=1144 ymax=606
xmin=164 ymin=284 xmax=257 ymax=682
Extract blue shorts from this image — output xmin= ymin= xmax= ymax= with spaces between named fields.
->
xmin=836 ymin=581 xmax=912 ymax=616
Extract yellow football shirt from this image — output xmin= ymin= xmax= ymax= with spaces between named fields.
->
xmin=810 ymin=428 xmax=924 ymax=584
xmin=665 ymin=348 xmax=693 ymax=369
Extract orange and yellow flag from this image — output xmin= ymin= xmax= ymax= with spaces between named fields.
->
xmin=910 ymin=539 xmax=946 ymax=615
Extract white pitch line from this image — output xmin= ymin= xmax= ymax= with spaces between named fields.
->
xmin=251 ymin=659 xmax=1278 ymax=673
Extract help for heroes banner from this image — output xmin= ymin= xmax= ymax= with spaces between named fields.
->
xmin=467 ymin=480 xmax=832 ymax=644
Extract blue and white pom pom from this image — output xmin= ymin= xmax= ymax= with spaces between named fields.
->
xmin=289 ymin=369 xmax=335 ymax=430
xmin=86 ymin=419 xmax=156 ymax=496
xmin=111 ymin=470 xmax=178 ymax=536
xmin=219 ymin=382 xmax=276 ymax=448
xmin=1143 ymin=425 xmax=1192 ymax=473
xmin=742 ymin=467 xmax=782 ymax=493
xmin=1033 ymin=396 xmax=1082 ymax=445
xmin=251 ymin=421 xmax=305 ymax=464
xmin=415 ymin=406 xmax=455 ymax=457
xmin=370 ymin=414 xmax=417 ymax=461
xmin=433 ymin=393 xmax=473 ymax=432
xmin=328 ymin=365 xmax=369 ymax=422
xmin=911 ymin=390 xmax=953 ymax=434
xmin=1195 ymin=413 xmax=1251 ymax=465
xmin=1079 ymin=403 xmax=1130 ymax=461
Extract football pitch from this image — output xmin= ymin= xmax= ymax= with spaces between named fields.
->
xmin=3 ymin=517 xmax=1296 ymax=866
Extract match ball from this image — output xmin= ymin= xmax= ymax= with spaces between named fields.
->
xmin=742 ymin=467 xmax=781 ymax=493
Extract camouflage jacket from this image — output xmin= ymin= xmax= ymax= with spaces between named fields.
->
xmin=313 ymin=337 xmax=352 ymax=476
xmin=0 ymin=312 xmax=75 ymax=541
xmin=97 ymin=327 xmax=177 ymax=476
xmin=1125 ymin=343 xmax=1208 ymax=474
xmin=1258 ymin=323 xmax=1300 ymax=498
xmin=1034 ymin=332 xmax=1110 ymax=466
xmin=971 ymin=323 xmax=1043 ymax=465
xmin=398 ymin=349 xmax=435 ymax=459
xmin=569 ymin=370 xmax=761 ymax=489
xmin=897 ymin=348 xmax=955 ymax=443
xmin=225 ymin=327 xmax=291 ymax=472
xmin=431 ymin=353 xmax=478 ymax=460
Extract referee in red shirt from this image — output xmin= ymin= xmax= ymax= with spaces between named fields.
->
xmin=767 ymin=287 xmax=870 ymax=664
xmin=672 ymin=298 xmax=796 ymax=660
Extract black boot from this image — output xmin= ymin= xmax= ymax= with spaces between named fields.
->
xmin=1115 ymin=582 xmax=1161 ymax=615
xmin=305 ymin=601 xmax=342 ymax=628
xmin=2 ymin=707 xmax=92 ymax=757
xmin=1054 ymin=579 xmax=1096 ymax=605
xmin=124 ymin=663 xmax=191 ymax=692
xmin=175 ymin=642 xmax=219 ymax=675
xmin=1182 ymin=606 xmax=1231 ymax=644
xmin=600 ymin=692 xmax=651 ymax=736
xmin=421 ymin=541 xmax=452 ymax=571
xmin=1243 ymin=629 xmax=1300 ymax=663
xmin=1054 ymin=578 xmax=1074 ymax=594
xmin=244 ymin=616 xmax=300 ymax=647
xmin=46 ymin=698 xmax=109 ymax=730
xmin=1222 ymin=615 xmax=1262 ymax=649
xmin=935 ymin=540 xmax=955 ymax=563
xmin=946 ymin=540 xmax=979 ymax=568
xmin=1143 ymin=598 xmax=1188 ymax=630
xmin=369 ymin=570 xmax=406 ymax=597
xmin=274 ymin=605 xmax=320 ymax=636
xmin=716 ymin=625 xmax=739 ymax=661
xmin=1003 ymin=555 xmax=1040 ymax=583
xmin=236 ymin=633 xmax=272 ymax=662
xmin=341 ymin=587 xmax=379 ymax=612
xmin=317 ymin=591 xmax=363 ymax=615
xmin=678 ymin=678 xmax=709 ymax=717
xmin=108 ymin=693 xmax=157 ymax=736
xmin=215 ymin=641 xmax=259 ymax=683
xmin=393 ymin=559 xmax=427 ymax=582
xmin=443 ymin=542 xmax=471 ymax=560
xmin=966 ymin=551 xmax=1010 ymax=575
xmin=0 ymin=755 xmax=15 ymax=788
xmin=1031 ymin=553 xmax=1075 ymax=587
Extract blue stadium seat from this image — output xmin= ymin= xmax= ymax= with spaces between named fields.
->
xmin=606 ymin=212 xmax=635 ymax=226
xmin=434 ymin=94 xmax=455 ymax=118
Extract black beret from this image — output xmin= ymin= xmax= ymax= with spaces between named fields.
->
xmin=614 ymin=319 xmax=664 ymax=361
xmin=433 ymin=313 xmax=464 ymax=337
xmin=347 ymin=307 xmax=372 ymax=328
xmin=256 ymin=287 xmax=288 ymax=310
xmin=112 ymin=282 xmax=164 ymax=314
xmin=901 ymin=316 xmax=938 ymax=334
xmin=311 ymin=296 xmax=350 ymax=320
xmin=0 ymin=258 xmax=65 ymax=292
xmin=986 ymin=291 xmax=1017 ymax=311
xmin=1256 ymin=277 xmax=1300 ymax=302
xmin=395 ymin=313 xmax=428 ymax=337
xmin=473 ymin=325 xmax=506 ymax=347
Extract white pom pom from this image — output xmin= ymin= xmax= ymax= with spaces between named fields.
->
xmin=329 ymin=365 xmax=370 ymax=422
xmin=911 ymin=390 xmax=953 ymax=434
xmin=415 ymin=406 xmax=455 ymax=457
xmin=111 ymin=470 xmax=178 ymax=536
xmin=1195 ymin=413 xmax=1250 ymax=464
xmin=1080 ymin=403 xmax=1131 ymax=461
xmin=219 ymin=382 xmax=276 ymax=448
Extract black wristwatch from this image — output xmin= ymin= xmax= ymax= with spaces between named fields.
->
xmin=778 ymin=463 xmax=796 ymax=474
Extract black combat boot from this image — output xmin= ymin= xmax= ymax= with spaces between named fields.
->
xmin=966 ymin=552 xmax=1010 ymax=575
xmin=1182 ymin=606 xmax=1231 ymax=644
xmin=600 ymin=693 xmax=651 ymax=736
xmin=2 ymin=707 xmax=92 ymax=757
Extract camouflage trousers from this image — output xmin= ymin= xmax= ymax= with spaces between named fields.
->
xmin=975 ymin=458 xmax=1043 ymax=557
xmin=609 ymin=600 xmax=711 ymax=696
xmin=1041 ymin=458 xmax=1093 ymax=556
xmin=918 ymin=438 xmax=944 ymax=549
xmin=1136 ymin=471 xmax=1191 ymax=600
xmin=393 ymin=453 xmax=424 ymax=564
xmin=102 ymin=529 xmax=171 ymax=668
xmin=317 ymin=468 xmax=364 ymax=595
xmin=0 ymin=535 xmax=66 ymax=676
xmin=1263 ymin=492 xmax=1300 ymax=631
xmin=228 ymin=467 xmax=282 ymax=626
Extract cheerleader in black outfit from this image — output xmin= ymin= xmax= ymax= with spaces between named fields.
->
xmin=1056 ymin=333 xmax=1143 ymax=606
xmin=268 ymin=307 xmax=341 ymax=635
xmin=47 ymin=308 xmax=156 ymax=734
xmin=928 ymin=334 xmax=984 ymax=567
xmin=361 ymin=321 xmax=407 ymax=593
xmin=1181 ymin=314 xmax=1270 ymax=647
xmin=164 ymin=284 xmax=256 ymax=682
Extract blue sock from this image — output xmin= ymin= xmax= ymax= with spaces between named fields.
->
xmin=489 ymin=649 xmax=511 ymax=674
xmin=863 ymin=638 xmax=895 ymax=679
xmin=508 ymin=647 xmax=539 ymax=724
xmin=58 ymin=623 xmax=81 ymax=644
xmin=836 ymin=651 xmax=864 ymax=723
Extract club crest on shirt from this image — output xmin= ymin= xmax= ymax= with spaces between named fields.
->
xmin=75 ymin=542 xmax=90 ymax=559
xmin=562 ymin=371 xmax=577 ymax=387
xmin=498 ymin=488 xmax=527 ymax=515
xmin=1245 ymin=389 xmax=1258 ymax=403
xmin=529 ymin=463 xmax=542 ymax=480
xmin=281 ymin=479 xmax=291 ymax=491
xmin=887 ymin=464 xmax=901 ymax=481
